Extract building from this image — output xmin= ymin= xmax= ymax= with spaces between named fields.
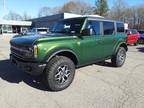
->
xmin=0 ymin=20 xmax=32 ymax=34
xmin=29 ymin=13 xmax=82 ymax=30
xmin=0 ymin=13 xmax=103 ymax=35
xmin=124 ymin=23 xmax=129 ymax=30
xmin=30 ymin=13 xmax=103 ymax=30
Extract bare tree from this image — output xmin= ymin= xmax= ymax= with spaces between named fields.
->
xmin=51 ymin=7 xmax=62 ymax=14
xmin=3 ymin=11 xmax=22 ymax=20
xmin=22 ymin=12 xmax=32 ymax=20
xmin=136 ymin=6 xmax=144 ymax=29
xmin=109 ymin=0 xmax=127 ymax=20
xmin=94 ymin=0 xmax=109 ymax=16
xmin=108 ymin=0 xmax=144 ymax=29
xmin=122 ymin=7 xmax=144 ymax=29
xmin=60 ymin=1 xmax=76 ymax=13
xmin=60 ymin=1 xmax=94 ymax=15
xmin=38 ymin=7 xmax=53 ymax=17
xmin=37 ymin=1 xmax=94 ymax=17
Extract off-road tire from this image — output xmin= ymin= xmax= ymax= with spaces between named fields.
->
xmin=111 ymin=47 xmax=126 ymax=67
xmin=44 ymin=56 xmax=75 ymax=91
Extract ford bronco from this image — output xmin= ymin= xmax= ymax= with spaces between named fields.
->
xmin=10 ymin=17 xmax=128 ymax=91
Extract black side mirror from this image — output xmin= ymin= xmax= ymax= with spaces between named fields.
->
xmin=81 ymin=28 xmax=93 ymax=36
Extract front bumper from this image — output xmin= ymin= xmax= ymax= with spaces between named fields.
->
xmin=10 ymin=54 xmax=46 ymax=76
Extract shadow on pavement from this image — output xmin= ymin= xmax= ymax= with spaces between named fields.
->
xmin=137 ymin=47 xmax=144 ymax=53
xmin=96 ymin=61 xmax=114 ymax=67
xmin=0 ymin=59 xmax=48 ymax=91
xmin=0 ymin=59 xmax=115 ymax=91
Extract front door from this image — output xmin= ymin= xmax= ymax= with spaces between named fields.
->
xmin=79 ymin=20 xmax=104 ymax=64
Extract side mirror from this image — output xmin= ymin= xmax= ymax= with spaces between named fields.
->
xmin=81 ymin=28 xmax=93 ymax=36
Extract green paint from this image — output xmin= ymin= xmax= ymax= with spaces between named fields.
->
xmin=10 ymin=17 xmax=127 ymax=67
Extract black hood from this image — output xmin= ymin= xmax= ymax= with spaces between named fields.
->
xmin=10 ymin=33 xmax=66 ymax=46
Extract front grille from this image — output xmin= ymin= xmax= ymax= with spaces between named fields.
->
xmin=10 ymin=45 xmax=29 ymax=58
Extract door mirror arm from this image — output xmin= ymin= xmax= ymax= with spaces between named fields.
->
xmin=81 ymin=28 xmax=93 ymax=36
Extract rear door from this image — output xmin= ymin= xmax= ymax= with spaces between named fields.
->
xmin=100 ymin=21 xmax=117 ymax=57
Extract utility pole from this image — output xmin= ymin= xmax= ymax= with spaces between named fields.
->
xmin=3 ymin=0 xmax=6 ymax=18
xmin=3 ymin=0 xmax=6 ymax=12
xmin=1 ymin=0 xmax=6 ymax=34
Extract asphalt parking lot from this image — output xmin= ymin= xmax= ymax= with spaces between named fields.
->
xmin=0 ymin=36 xmax=144 ymax=108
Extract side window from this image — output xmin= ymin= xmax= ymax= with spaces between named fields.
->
xmin=86 ymin=20 xmax=101 ymax=36
xmin=117 ymin=23 xmax=124 ymax=33
xmin=103 ymin=22 xmax=115 ymax=35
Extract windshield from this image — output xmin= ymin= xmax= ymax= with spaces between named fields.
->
xmin=52 ymin=18 xmax=85 ymax=35
xmin=126 ymin=29 xmax=137 ymax=34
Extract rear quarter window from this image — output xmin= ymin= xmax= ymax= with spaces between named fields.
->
xmin=116 ymin=23 xmax=124 ymax=33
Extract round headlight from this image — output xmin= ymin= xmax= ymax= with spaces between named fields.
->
xmin=33 ymin=45 xmax=38 ymax=58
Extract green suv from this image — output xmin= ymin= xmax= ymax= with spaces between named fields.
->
xmin=10 ymin=17 xmax=128 ymax=91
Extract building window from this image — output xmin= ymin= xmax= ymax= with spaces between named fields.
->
xmin=2 ymin=25 xmax=12 ymax=33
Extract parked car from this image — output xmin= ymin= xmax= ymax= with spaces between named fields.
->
xmin=20 ymin=27 xmax=29 ymax=35
xmin=13 ymin=28 xmax=49 ymax=38
xmin=10 ymin=17 xmax=128 ymax=91
xmin=138 ymin=30 xmax=144 ymax=44
xmin=26 ymin=28 xmax=49 ymax=35
xmin=126 ymin=29 xmax=140 ymax=45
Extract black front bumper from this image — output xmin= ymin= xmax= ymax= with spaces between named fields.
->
xmin=10 ymin=54 xmax=46 ymax=76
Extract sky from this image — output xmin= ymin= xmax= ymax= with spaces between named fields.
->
xmin=0 ymin=0 xmax=144 ymax=19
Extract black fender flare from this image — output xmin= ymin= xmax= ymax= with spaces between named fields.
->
xmin=43 ymin=48 xmax=79 ymax=65
xmin=114 ymin=42 xmax=128 ymax=55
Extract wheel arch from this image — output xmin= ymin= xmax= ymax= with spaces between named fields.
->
xmin=119 ymin=43 xmax=128 ymax=51
xmin=45 ymin=49 xmax=79 ymax=66
xmin=114 ymin=42 xmax=128 ymax=55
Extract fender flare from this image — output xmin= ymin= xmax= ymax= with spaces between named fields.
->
xmin=44 ymin=48 xmax=79 ymax=64
xmin=114 ymin=42 xmax=128 ymax=55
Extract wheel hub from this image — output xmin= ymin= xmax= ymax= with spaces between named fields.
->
xmin=118 ymin=50 xmax=125 ymax=63
xmin=55 ymin=65 xmax=70 ymax=84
